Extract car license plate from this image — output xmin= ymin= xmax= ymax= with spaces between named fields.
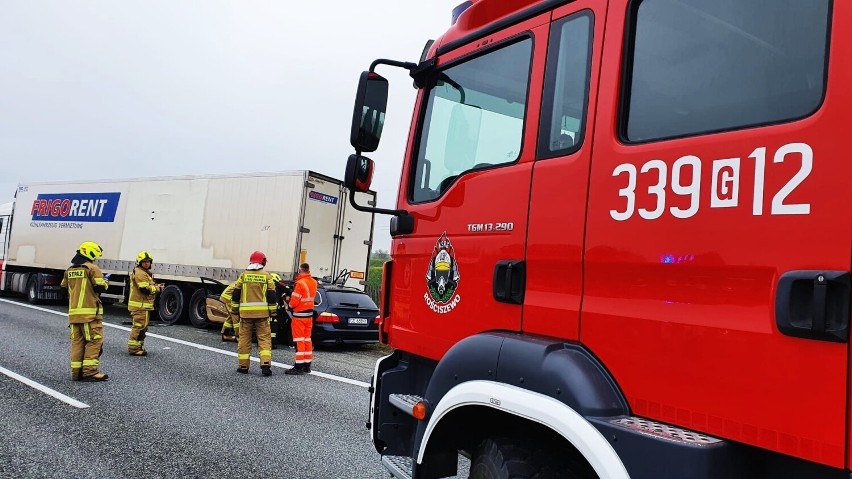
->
xmin=348 ymin=317 xmax=369 ymax=325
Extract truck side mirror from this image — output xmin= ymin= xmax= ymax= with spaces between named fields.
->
xmin=345 ymin=154 xmax=374 ymax=192
xmin=350 ymin=71 xmax=389 ymax=153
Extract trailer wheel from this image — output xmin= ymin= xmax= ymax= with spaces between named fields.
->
xmin=26 ymin=277 xmax=41 ymax=305
xmin=469 ymin=437 xmax=593 ymax=479
xmin=158 ymin=285 xmax=186 ymax=325
xmin=188 ymin=288 xmax=211 ymax=329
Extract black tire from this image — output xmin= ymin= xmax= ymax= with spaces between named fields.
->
xmin=469 ymin=437 xmax=594 ymax=479
xmin=188 ymin=288 xmax=211 ymax=329
xmin=26 ymin=277 xmax=41 ymax=305
xmin=158 ymin=285 xmax=186 ymax=325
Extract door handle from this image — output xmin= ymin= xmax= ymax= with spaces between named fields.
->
xmin=493 ymin=260 xmax=525 ymax=305
xmin=775 ymin=270 xmax=849 ymax=343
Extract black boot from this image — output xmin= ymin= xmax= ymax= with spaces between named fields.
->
xmin=237 ymin=367 xmax=249 ymax=374
xmin=302 ymin=363 xmax=311 ymax=374
xmin=284 ymin=365 xmax=305 ymax=375
xmin=261 ymin=365 xmax=272 ymax=376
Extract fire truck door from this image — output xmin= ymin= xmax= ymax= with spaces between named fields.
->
xmin=388 ymin=14 xmax=551 ymax=359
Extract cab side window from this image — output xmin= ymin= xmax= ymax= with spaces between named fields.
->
xmin=538 ymin=11 xmax=593 ymax=159
xmin=623 ymin=0 xmax=830 ymax=142
xmin=410 ymin=38 xmax=533 ymax=203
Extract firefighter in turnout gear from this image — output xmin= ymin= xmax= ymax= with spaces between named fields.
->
xmin=286 ymin=263 xmax=317 ymax=375
xmin=127 ymin=251 xmax=163 ymax=356
xmin=219 ymin=281 xmax=239 ymax=342
xmin=60 ymin=241 xmax=109 ymax=381
xmin=230 ymin=251 xmax=277 ymax=376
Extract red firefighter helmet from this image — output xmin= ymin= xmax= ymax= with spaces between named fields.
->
xmin=249 ymin=250 xmax=267 ymax=266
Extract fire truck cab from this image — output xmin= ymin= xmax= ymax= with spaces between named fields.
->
xmin=345 ymin=1 xmax=850 ymax=478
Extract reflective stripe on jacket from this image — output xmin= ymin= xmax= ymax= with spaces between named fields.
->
xmin=289 ymin=273 xmax=317 ymax=315
xmin=60 ymin=262 xmax=107 ymax=323
xmin=128 ymin=266 xmax=158 ymax=311
xmin=230 ymin=270 xmax=276 ymax=319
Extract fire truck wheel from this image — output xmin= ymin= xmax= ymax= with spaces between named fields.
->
xmin=469 ymin=436 xmax=592 ymax=479
xmin=188 ymin=288 xmax=211 ymax=329
xmin=157 ymin=285 xmax=187 ymax=325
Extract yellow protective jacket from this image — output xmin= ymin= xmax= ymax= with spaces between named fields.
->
xmin=60 ymin=262 xmax=108 ymax=323
xmin=220 ymin=281 xmax=237 ymax=310
xmin=230 ymin=269 xmax=276 ymax=319
xmin=289 ymin=273 xmax=318 ymax=318
xmin=128 ymin=266 xmax=158 ymax=311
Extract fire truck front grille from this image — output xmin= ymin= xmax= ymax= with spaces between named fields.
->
xmin=611 ymin=417 xmax=722 ymax=446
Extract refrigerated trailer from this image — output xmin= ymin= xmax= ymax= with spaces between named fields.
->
xmin=0 ymin=170 xmax=375 ymax=326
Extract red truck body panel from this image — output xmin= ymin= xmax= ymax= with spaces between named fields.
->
xmin=383 ymin=0 xmax=851 ymax=471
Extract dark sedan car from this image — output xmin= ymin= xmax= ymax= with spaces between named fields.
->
xmin=307 ymin=283 xmax=380 ymax=345
xmin=202 ymin=277 xmax=380 ymax=346
xmin=272 ymin=280 xmax=380 ymax=346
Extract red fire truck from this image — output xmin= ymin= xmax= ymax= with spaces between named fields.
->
xmin=343 ymin=1 xmax=849 ymax=478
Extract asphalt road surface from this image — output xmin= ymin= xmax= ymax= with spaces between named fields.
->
xmin=0 ymin=296 xmax=471 ymax=479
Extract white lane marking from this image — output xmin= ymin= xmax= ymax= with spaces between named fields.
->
xmin=0 ymin=365 xmax=90 ymax=409
xmin=0 ymin=298 xmax=371 ymax=388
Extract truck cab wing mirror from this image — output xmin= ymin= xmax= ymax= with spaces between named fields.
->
xmin=350 ymin=71 xmax=389 ymax=153
xmin=344 ymin=154 xmax=414 ymax=236
xmin=347 ymin=60 xmax=426 ymax=236
xmin=345 ymin=154 xmax=374 ymax=193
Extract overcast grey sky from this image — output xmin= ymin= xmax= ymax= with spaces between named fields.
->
xmin=0 ymin=1 xmax=461 ymax=251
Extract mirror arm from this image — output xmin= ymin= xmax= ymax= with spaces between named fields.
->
xmin=369 ymin=58 xmax=435 ymax=89
xmin=369 ymin=59 xmax=418 ymax=73
xmin=348 ymin=189 xmax=410 ymax=219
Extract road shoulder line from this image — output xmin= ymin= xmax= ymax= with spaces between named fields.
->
xmin=0 ymin=298 xmax=370 ymax=388
xmin=0 ymin=365 xmax=90 ymax=409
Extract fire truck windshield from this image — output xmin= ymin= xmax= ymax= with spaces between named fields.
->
xmin=410 ymin=38 xmax=532 ymax=203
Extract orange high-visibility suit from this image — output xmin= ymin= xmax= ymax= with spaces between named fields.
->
xmin=288 ymin=272 xmax=317 ymax=373
xmin=230 ymin=270 xmax=276 ymax=373
xmin=60 ymin=261 xmax=109 ymax=380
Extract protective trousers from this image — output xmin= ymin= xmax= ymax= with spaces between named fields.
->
xmin=237 ymin=317 xmax=272 ymax=369
xmin=221 ymin=313 xmax=239 ymax=341
xmin=269 ymin=316 xmax=278 ymax=346
xmin=291 ymin=317 xmax=313 ymax=369
xmin=127 ymin=310 xmax=149 ymax=353
xmin=70 ymin=320 xmax=104 ymax=380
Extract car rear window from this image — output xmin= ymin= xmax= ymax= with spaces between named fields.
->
xmin=325 ymin=291 xmax=378 ymax=309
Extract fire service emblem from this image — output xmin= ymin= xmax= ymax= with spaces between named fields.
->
xmin=425 ymin=232 xmax=461 ymax=314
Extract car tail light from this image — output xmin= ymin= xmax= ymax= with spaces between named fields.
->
xmin=374 ymin=315 xmax=380 ymax=324
xmin=316 ymin=312 xmax=340 ymax=323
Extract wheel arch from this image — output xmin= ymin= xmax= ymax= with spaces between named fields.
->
xmin=418 ymin=381 xmax=631 ymax=479
xmin=411 ymin=332 xmax=631 ymax=478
